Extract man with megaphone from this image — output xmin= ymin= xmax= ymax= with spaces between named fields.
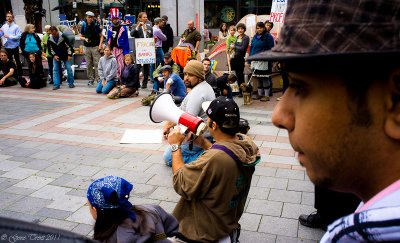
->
xmin=161 ymin=60 xmax=215 ymax=167
xmin=166 ymin=97 xmax=260 ymax=242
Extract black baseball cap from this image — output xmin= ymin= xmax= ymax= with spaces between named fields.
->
xmin=202 ymin=97 xmax=240 ymax=129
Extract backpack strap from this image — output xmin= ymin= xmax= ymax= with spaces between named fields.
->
xmin=211 ymin=144 xmax=243 ymax=167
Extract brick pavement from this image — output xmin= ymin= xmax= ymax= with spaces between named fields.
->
xmin=0 ymin=80 xmax=324 ymax=242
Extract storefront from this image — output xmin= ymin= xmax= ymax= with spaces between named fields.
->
xmin=205 ymin=0 xmax=272 ymax=28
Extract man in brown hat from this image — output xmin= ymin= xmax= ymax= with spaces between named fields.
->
xmin=249 ymin=0 xmax=400 ymax=241
xmin=162 ymin=60 xmax=215 ymax=167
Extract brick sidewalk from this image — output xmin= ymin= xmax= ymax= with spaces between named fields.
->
xmin=0 ymin=80 xmax=324 ymax=242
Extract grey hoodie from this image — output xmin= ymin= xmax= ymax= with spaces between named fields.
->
xmin=98 ymin=54 xmax=118 ymax=82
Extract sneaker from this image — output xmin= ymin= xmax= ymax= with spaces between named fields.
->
xmin=277 ymin=97 xmax=282 ymax=101
xmin=299 ymin=212 xmax=328 ymax=230
xmin=68 ymin=84 xmax=75 ymax=88
xmin=253 ymin=95 xmax=262 ymax=100
xmin=260 ymin=96 xmax=270 ymax=102
xmin=87 ymin=81 xmax=94 ymax=86
xmin=52 ymin=86 xmax=60 ymax=90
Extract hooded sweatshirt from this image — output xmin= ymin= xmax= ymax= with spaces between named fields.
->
xmin=98 ymin=54 xmax=118 ymax=82
xmin=173 ymin=134 xmax=260 ymax=242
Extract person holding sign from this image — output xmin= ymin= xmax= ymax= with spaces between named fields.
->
xmin=107 ymin=8 xmax=130 ymax=77
xmin=131 ymin=12 xmax=153 ymax=89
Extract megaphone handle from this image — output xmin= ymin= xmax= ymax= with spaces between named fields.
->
xmin=189 ymin=134 xmax=194 ymax=151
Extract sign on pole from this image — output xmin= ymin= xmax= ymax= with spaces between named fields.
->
xmin=269 ymin=0 xmax=288 ymax=23
xmin=135 ymin=38 xmax=156 ymax=64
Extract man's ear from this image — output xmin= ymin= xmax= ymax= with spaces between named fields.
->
xmin=384 ymin=69 xmax=400 ymax=140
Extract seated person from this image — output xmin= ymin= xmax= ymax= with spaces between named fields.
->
xmin=19 ymin=53 xmax=47 ymax=89
xmin=152 ymin=52 xmax=180 ymax=93
xmin=216 ymin=73 xmax=237 ymax=99
xmin=159 ymin=65 xmax=187 ymax=104
xmin=108 ymin=53 xmax=140 ymax=99
xmin=96 ymin=46 xmax=118 ymax=94
xmin=0 ymin=49 xmax=17 ymax=87
xmin=87 ymin=175 xmax=179 ymax=242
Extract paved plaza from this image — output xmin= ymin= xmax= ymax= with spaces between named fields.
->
xmin=0 ymin=80 xmax=324 ymax=242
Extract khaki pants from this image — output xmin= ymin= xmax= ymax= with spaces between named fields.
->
xmin=84 ymin=46 xmax=101 ymax=82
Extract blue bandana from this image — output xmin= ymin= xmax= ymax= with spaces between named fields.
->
xmin=87 ymin=176 xmax=136 ymax=220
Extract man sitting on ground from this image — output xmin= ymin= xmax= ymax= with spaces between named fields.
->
xmin=159 ymin=65 xmax=186 ymax=104
xmin=152 ymin=52 xmax=180 ymax=93
xmin=0 ymin=49 xmax=17 ymax=87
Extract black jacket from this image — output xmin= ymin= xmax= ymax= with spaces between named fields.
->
xmin=120 ymin=64 xmax=140 ymax=88
xmin=161 ymin=23 xmax=174 ymax=48
xmin=48 ymin=33 xmax=73 ymax=61
xmin=130 ymin=23 xmax=153 ymax=38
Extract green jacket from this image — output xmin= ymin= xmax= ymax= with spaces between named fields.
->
xmin=153 ymin=61 xmax=181 ymax=79
xmin=41 ymin=33 xmax=51 ymax=58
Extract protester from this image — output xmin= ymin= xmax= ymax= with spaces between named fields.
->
xmin=108 ymin=53 xmax=140 ymax=99
xmin=159 ymin=65 xmax=186 ymax=104
xmin=161 ymin=15 xmax=174 ymax=54
xmin=216 ymin=72 xmax=237 ymax=99
xmin=152 ymin=17 xmax=167 ymax=81
xmin=20 ymin=24 xmax=42 ymax=61
xmin=80 ymin=11 xmax=103 ymax=86
xmin=47 ymin=26 xmax=75 ymax=90
xmin=202 ymin=58 xmax=218 ymax=96
xmin=0 ymin=49 xmax=17 ymax=87
xmin=218 ymin=22 xmax=228 ymax=41
xmin=231 ymin=23 xmax=249 ymax=97
xmin=87 ymin=175 xmax=179 ymax=242
xmin=96 ymin=46 xmax=117 ymax=94
xmin=162 ymin=60 xmax=215 ymax=166
xmin=180 ymin=20 xmax=201 ymax=55
xmin=249 ymin=22 xmax=275 ymax=101
xmin=42 ymin=25 xmax=61 ymax=84
xmin=248 ymin=0 xmax=400 ymax=241
xmin=0 ymin=12 xmax=22 ymax=77
xmin=152 ymin=52 xmax=181 ymax=93
xmin=107 ymin=8 xmax=130 ymax=77
xmin=18 ymin=53 xmax=46 ymax=89
xmin=131 ymin=12 xmax=153 ymax=89
xmin=167 ymin=96 xmax=260 ymax=242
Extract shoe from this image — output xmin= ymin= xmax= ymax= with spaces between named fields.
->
xmin=253 ymin=95 xmax=262 ymax=100
xmin=52 ymin=86 xmax=60 ymax=90
xmin=87 ymin=81 xmax=94 ymax=86
xmin=49 ymin=81 xmax=54 ymax=84
xmin=299 ymin=212 xmax=328 ymax=230
xmin=277 ymin=97 xmax=282 ymax=101
xmin=238 ymin=93 xmax=243 ymax=98
xmin=68 ymin=84 xmax=75 ymax=88
xmin=260 ymin=96 xmax=270 ymax=102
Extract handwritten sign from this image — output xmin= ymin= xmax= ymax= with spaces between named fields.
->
xmin=135 ymin=38 xmax=156 ymax=64
xmin=270 ymin=0 xmax=288 ymax=23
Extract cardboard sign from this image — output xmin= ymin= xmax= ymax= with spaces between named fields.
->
xmin=270 ymin=0 xmax=288 ymax=23
xmin=135 ymin=38 xmax=156 ymax=64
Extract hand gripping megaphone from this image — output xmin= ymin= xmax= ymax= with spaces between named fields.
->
xmin=149 ymin=93 xmax=207 ymax=136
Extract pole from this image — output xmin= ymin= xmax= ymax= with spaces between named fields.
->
xmin=98 ymin=0 xmax=103 ymax=25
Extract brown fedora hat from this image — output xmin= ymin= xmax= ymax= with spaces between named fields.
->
xmin=249 ymin=0 xmax=400 ymax=61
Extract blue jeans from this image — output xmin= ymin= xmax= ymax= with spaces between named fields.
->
xmin=164 ymin=143 xmax=204 ymax=167
xmin=53 ymin=59 xmax=74 ymax=87
xmin=150 ymin=48 xmax=165 ymax=82
xmin=96 ymin=80 xmax=116 ymax=94
xmin=153 ymin=78 xmax=164 ymax=91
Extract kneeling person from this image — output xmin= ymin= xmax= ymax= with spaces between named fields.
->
xmin=167 ymin=97 xmax=260 ymax=242
xmin=159 ymin=65 xmax=186 ymax=104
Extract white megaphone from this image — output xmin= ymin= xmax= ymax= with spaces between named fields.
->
xmin=149 ymin=93 xmax=207 ymax=136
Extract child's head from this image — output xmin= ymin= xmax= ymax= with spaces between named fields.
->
xmin=124 ymin=54 xmax=134 ymax=65
xmin=87 ymin=176 xmax=135 ymax=220
xmin=227 ymin=73 xmax=237 ymax=84
xmin=229 ymin=25 xmax=236 ymax=36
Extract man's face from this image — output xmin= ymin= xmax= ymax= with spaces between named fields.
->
xmin=164 ymin=56 xmax=171 ymax=64
xmin=0 ymin=53 xmax=8 ymax=62
xmin=159 ymin=20 xmax=165 ymax=28
xmin=162 ymin=70 xmax=170 ymax=79
xmin=86 ymin=15 xmax=94 ymax=24
xmin=6 ymin=14 xmax=13 ymax=23
xmin=50 ymin=29 xmax=59 ymax=38
xmin=272 ymin=71 xmax=376 ymax=192
xmin=112 ymin=18 xmax=120 ymax=25
xmin=184 ymin=73 xmax=201 ymax=88
xmin=203 ymin=61 xmax=211 ymax=73
xmin=187 ymin=21 xmax=194 ymax=30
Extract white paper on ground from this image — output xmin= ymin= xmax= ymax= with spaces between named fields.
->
xmin=120 ymin=129 xmax=163 ymax=144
